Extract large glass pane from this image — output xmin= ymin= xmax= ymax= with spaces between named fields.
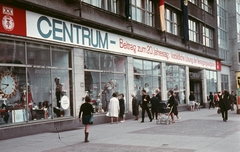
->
xmin=84 ymin=72 xmax=101 ymax=113
xmin=113 ymin=56 xmax=126 ymax=73
xmin=0 ymin=39 xmax=25 ymax=64
xmin=100 ymin=54 xmax=114 ymax=71
xmin=52 ymin=69 xmax=71 ymax=118
xmin=27 ymin=68 xmax=51 ymax=121
xmin=0 ymin=66 xmax=26 ymax=124
xmin=143 ymin=60 xmax=152 ymax=75
xmin=52 ymin=47 xmax=71 ymax=68
xmin=101 ymin=73 xmax=114 ymax=112
xmin=152 ymin=62 xmax=161 ymax=75
xmin=84 ymin=51 xmax=99 ymax=70
xmin=133 ymin=59 xmax=143 ymax=74
xmin=27 ymin=43 xmax=50 ymax=66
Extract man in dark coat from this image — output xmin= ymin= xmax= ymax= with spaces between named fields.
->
xmin=219 ymin=90 xmax=231 ymax=122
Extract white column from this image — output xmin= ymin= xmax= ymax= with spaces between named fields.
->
xmin=73 ymin=48 xmax=85 ymax=117
xmin=127 ymin=56 xmax=134 ymax=113
xmin=202 ymin=69 xmax=207 ymax=106
xmin=185 ymin=66 xmax=190 ymax=105
xmin=161 ymin=63 xmax=167 ymax=101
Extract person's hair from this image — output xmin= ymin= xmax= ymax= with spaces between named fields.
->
xmin=155 ymin=88 xmax=160 ymax=93
xmin=112 ymin=92 xmax=117 ymax=97
xmin=131 ymin=92 xmax=135 ymax=97
xmin=168 ymin=90 xmax=173 ymax=95
xmin=85 ymin=95 xmax=91 ymax=103
xmin=120 ymin=93 xmax=124 ymax=97
xmin=142 ymin=89 xmax=146 ymax=93
xmin=210 ymin=92 xmax=212 ymax=94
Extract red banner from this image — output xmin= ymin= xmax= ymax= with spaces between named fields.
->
xmin=216 ymin=60 xmax=221 ymax=71
xmin=0 ymin=4 xmax=26 ymax=36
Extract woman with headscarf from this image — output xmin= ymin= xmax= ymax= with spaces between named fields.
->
xmin=131 ymin=92 xmax=139 ymax=120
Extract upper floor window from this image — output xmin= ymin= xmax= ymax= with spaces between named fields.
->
xmin=238 ymin=51 xmax=240 ymax=64
xmin=237 ymin=0 xmax=240 ymax=42
xmin=202 ymin=26 xmax=213 ymax=48
xmin=219 ymin=48 xmax=229 ymax=62
xmin=202 ymin=0 xmax=213 ymax=14
xmin=82 ymin=0 xmax=117 ymax=13
xmin=165 ymin=8 xmax=178 ymax=35
xmin=131 ymin=0 xmax=154 ymax=26
xmin=189 ymin=0 xmax=196 ymax=5
xmin=189 ymin=19 xmax=198 ymax=42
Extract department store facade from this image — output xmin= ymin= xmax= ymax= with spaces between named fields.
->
xmin=0 ymin=3 xmax=221 ymax=139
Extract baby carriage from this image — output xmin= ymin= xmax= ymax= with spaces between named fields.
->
xmin=156 ymin=102 xmax=173 ymax=125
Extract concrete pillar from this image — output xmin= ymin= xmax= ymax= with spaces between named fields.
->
xmin=127 ymin=56 xmax=134 ymax=113
xmin=202 ymin=69 xmax=207 ymax=108
xmin=73 ymin=48 xmax=85 ymax=117
xmin=161 ymin=62 xmax=167 ymax=101
xmin=185 ymin=66 xmax=190 ymax=105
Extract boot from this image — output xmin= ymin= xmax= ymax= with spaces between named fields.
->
xmin=85 ymin=131 xmax=89 ymax=143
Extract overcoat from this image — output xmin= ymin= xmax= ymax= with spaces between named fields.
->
xmin=132 ymin=97 xmax=139 ymax=116
xmin=219 ymin=93 xmax=231 ymax=111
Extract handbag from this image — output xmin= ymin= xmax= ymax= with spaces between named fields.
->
xmin=89 ymin=114 xmax=93 ymax=124
xmin=217 ymin=108 xmax=221 ymax=114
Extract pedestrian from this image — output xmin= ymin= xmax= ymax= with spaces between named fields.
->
xmin=189 ymin=91 xmax=195 ymax=111
xmin=131 ymin=92 xmax=139 ymax=120
xmin=150 ymin=93 xmax=159 ymax=120
xmin=78 ymin=95 xmax=94 ymax=143
xmin=174 ymin=92 xmax=181 ymax=120
xmin=119 ymin=93 xmax=125 ymax=122
xmin=219 ymin=90 xmax=231 ymax=122
xmin=140 ymin=89 xmax=152 ymax=123
xmin=214 ymin=92 xmax=219 ymax=107
xmin=208 ymin=92 xmax=215 ymax=109
xmin=167 ymin=90 xmax=175 ymax=123
xmin=155 ymin=88 xmax=162 ymax=102
xmin=108 ymin=92 xmax=120 ymax=124
xmin=230 ymin=91 xmax=237 ymax=111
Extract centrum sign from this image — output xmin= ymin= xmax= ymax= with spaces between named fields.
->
xmin=25 ymin=10 xmax=217 ymax=70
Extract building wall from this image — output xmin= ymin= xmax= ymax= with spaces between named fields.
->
xmin=0 ymin=0 xmax=220 ymax=139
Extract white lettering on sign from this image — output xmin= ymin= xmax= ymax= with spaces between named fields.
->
xmin=3 ymin=6 xmax=13 ymax=16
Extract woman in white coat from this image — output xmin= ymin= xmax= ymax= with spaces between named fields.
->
xmin=108 ymin=92 xmax=120 ymax=124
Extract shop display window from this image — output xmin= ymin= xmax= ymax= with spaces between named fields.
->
xmin=84 ymin=50 xmax=126 ymax=114
xmin=0 ymin=39 xmax=72 ymax=125
xmin=166 ymin=64 xmax=186 ymax=104
xmin=133 ymin=59 xmax=161 ymax=102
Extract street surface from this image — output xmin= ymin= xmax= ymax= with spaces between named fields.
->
xmin=0 ymin=108 xmax=239 ymax=152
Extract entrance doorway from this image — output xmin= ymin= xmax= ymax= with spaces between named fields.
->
xmin=190 ymin=81 xmax=202 ymax=105
xmin=189 ymin=70 xmax=203 ymax=105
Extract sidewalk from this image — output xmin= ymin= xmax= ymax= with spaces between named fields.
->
xmin=0 ymin=108 xmax=239 ymax=152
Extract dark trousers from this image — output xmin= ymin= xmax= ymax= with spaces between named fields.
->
xmin=151 ymin=109 xmax=158 ymax=119
xmin=141 ymin=104 xmax=152 ymax=121
xmin=209 ymin=101 xmax=215 ymax=109
xmin=221 ymin=110 xmax=228 ymax=120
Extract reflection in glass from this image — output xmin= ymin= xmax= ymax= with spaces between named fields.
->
xmin=84 ymin=51 xmax=99 ymax=70
xmin=27 ymin=43 xmax=50 ymax=66
xmin=166 ymin=64 xmax=186 ymax=104
xmin=0 ymin=39 xmax=25 ymax=64
xmin=52 ymin=47 xmax=71 ymax=68
xmin=84 ymin=50 xmax=127 ymax=114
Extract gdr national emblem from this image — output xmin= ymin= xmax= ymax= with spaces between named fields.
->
xmin=2 ymin=15 xmax=15 ymax=31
